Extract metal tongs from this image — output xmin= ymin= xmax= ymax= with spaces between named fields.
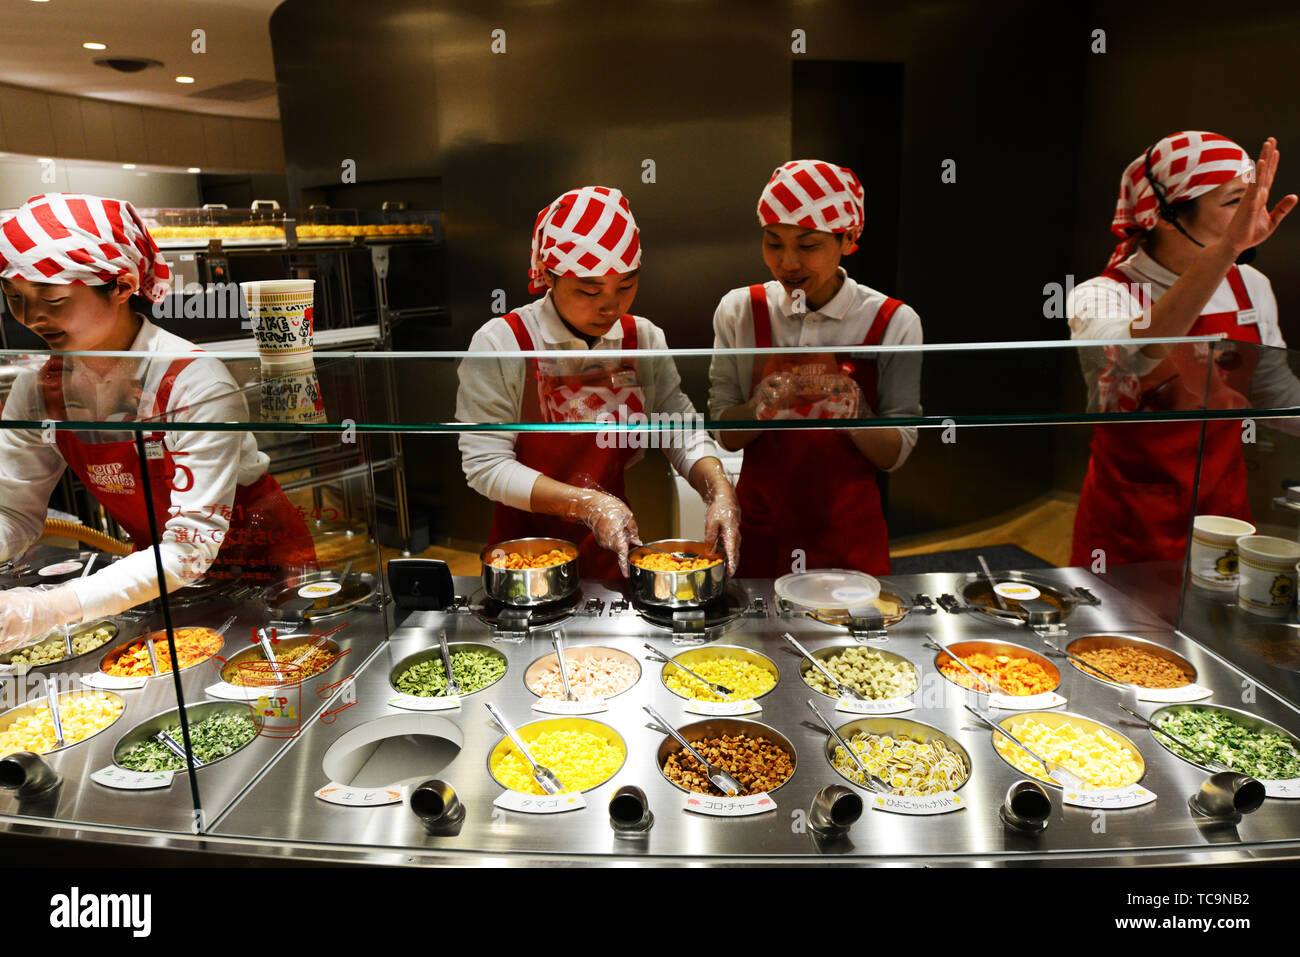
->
xmin=1118 ymin=704 xmax=1231 ymax=772
xmin=290 ymin=621 xmax=350 ymax=666
xmin=924 ymin=635 xmax=999 ymax=695
xmin=43 ymin=676 xmax=65 ymax=749
xmin=643 ymin=704 xmax=742 ymax=796
xmin=551 ymin=632 xmax=577 ymax=701
xmin=257 ymin=627 xmax=286 ymax=683
xmin=437 ymin=629 xmax=460 ymax=697
xmin=484 ymin=701 xmax=565 ymax=795
xmin=154 ymin=728 xmax=203 ymax=768
xmin=964 ymin=704 xmax=1084 ymax=789
xmin=806 ymin=698 xmax=892 ymax=794
xmin=642 ymin=643 xmax=733 ymax=698
xmin=782 ymin=632 xmax=866 ymax=701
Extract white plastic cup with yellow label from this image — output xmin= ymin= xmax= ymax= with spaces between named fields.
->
xmin=241 ymin=279 xmax=316 ymax=360
xmin=1190 ymin=516 xmax=1256 ymax=592
xmin=1236 ymin=535 xmax=1300 ymax=618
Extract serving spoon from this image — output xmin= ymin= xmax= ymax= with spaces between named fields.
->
xmin=642 ymin=644 xmax=733 ymax=698
xmin=484 ymin=701 xmax=565 ymax=795
xmin=637 ymin=543 xmax=704 ymax=562
xmin=782 ymin=632 xmax=866 ymax=702
xmin=925 ymin=635 xmax=1000 ymax=695
xmin=643 ymin=704 xmax=742 ymax=797
xmin=805 ymin=698 xmax=892 ymax=794
xmin=964 ymin=704 xmax=1085 ymax=789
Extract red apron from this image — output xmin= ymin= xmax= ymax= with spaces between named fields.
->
xmin=1069 ymin=265 xmax=1261 ymax=566
xmin=40 ymin=356 xmax=317 ymax=586
xmin=486 ymin=313 xmax=643 ymax=579
xmin=735 ymin=284 xmax=901 ymax=578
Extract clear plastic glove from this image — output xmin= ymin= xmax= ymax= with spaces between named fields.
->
xmin=754 ymin=364 xmax=861 ymax=420
xmin=567 ymin=491 xmax=642 ymax=577
xmin=703 ymin=485 xmax=741 ymax=575
xmin=0 ymin=584 xmax=85 ymax=654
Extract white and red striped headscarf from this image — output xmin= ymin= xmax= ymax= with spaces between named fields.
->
xmin=1107 ymin=131 xmax=1254 ymax=269
xmin=0 ymin=193 xmax=171 ymax=303
xmin=528 ymin=186 xmax=642 ymax=294
xmin=757 ymin=160 xmax=865 ymax=253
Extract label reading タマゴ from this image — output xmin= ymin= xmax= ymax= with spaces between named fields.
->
xmin=493 ymin=790 xmax=587 ymax=814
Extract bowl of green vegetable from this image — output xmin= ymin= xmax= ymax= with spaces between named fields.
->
xmin=111 ymin=701 xmax=258 ymax=774
xmin=1149 ymin=704 xmax=1300 ymax=782
xmin=390 ymin=643 xmax=507 ymax=698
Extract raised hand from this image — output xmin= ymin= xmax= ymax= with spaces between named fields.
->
xmin=1222 ymin=137 xmax=1298 ymax=254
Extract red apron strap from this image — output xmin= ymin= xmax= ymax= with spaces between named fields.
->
xmin=619 ymin=314 xmax=638 ymax=350
xmin=1101 ymin=266 xmax=1152 ymax=310
xmin=748 ymin=284 xmax=772 ymax=348
xmin=150 ymin=356 xmax=201 ymax=420
xmin=1224 ymin=265 xmax=1253 ymax=311
xmin=863 ymin=297 xmax=901 ymax=347
xmin=503 ymin=312 xmax=535 ymax=350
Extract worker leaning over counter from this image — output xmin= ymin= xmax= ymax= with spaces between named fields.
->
xmin=1068 ymin=133 xmax=1299 ymax=565
xmin=456 ymin=186 xmax=740 ymax=578
xmin=0 ymin=193 xmax=317 ymax=653
xmin=709 ymin=160 xmax=923 ymax=578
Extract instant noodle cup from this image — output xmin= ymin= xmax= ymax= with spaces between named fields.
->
xmin=242 ymin=279 xmax=316 ymax=359
xmin=1190 ymin=515 xmax=1255 ymax=592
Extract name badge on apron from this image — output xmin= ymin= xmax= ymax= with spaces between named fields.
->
xmin=1236 ymin=308 xmax=1260 ymax=327
xmin=144 ymin=438 xmax=166 ymax=461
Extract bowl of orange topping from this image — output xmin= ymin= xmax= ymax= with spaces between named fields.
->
xmin=629 ymin=540 xmax=725 ymax=607
xmin=480 ymin=537 xmax=580 ymax=606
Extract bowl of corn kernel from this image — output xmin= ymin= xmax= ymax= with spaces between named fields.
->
xmin=660 ymin=646 xmax=779 ymax=704
xmin=480 ymin=537 xmax=579 ymax=606
xmin=629 ymin=540 xmax=725 ymax=607
xmin=487 ymin=717 xmax=626 ymax=794
xmin=0 ymin=690 xmax=125 ymax=758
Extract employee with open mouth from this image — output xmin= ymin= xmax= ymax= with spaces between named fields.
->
xmin=709 ymin=160 xmax=923 ymax=577
xmin=1068 ymin=133 xmax=1299 ymax=565
xmin=456 ymin=186 xmax=739 ymax=578
xmin=0 ymin=193 xmax=317 ymax=653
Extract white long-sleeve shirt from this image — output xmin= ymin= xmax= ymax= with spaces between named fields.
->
xmin=0 ymin=319 xmax=269 ymax=621
xmin=1068 ymin=247 xmax=1300 ymax=416
xmin=455 ymin=292 xmax=721 ymax=510
xmin=708 ymin=269 xmax=924 ymax=471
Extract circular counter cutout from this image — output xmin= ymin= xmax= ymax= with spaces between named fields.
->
xmin=323 ymin=714 xmax=464 ymax=790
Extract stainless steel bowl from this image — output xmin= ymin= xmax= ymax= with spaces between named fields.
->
xmin=98 ymin=627 xmax=226 ymax=680
xmin=0 ymin=619 xmax=119 ymax=674
xmin=823 ymin=716 xmax=971 ymax=792
xmin=628 ymin=539 xmax=725 ymax=608
xmin=112 ymin=700 xmax=258 ymax=774
xmin=480 ymin=537 xmax=579 ymax=607
xmin=932 ymin=639 xmax=1062 ymax=695
xmin=659 ymin=645 xmax=779 ymax=702
xmin=798 ymin=640 xmax=919 ymax=701
xmin=960 ymin=571 xmax=1075 ymax=620
xmin=0 ymin=690 xmax=125 ymax=757
xmin=991 ymin=710 xmax=1146 ymax=790
xmin=1147 ymin=703 xmax=1300 ymax=776
xmin=487 ymin=716 xmax=627 ymax=793
xmin=655 ymin=717 xmax=797 ymax=794
xmin=524 ymin=645 xmax=641 ymax=701
xmin=220 ymin=635 xmax=343 ymax=685
xmin=390 ymin=642 xmax=507 ymax=698
xmin=1065 ymin=634 xmax=1197 ymax=689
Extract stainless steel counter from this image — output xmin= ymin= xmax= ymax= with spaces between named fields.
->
xmin=201 ymin=569 xmax=1300 ymax=865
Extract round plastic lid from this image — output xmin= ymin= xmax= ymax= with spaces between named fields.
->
xmin=774 ymin=569 xmax=881 ymax=612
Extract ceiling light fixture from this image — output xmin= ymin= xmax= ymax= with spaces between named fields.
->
xmin=122 ymin=163 xmax=136 ymax=169
xmin=187 ymin=167 xmax=202 ymax=173
xmin=82 ymin=42 xmax=106 ymax=50
xmin=37 ymin=158 xmax=53 ymax=164
xmin=175 ymin=75 xmax=195 ymax=84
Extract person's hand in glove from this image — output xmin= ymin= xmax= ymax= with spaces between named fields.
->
xmin=564 ymin=489 xmax=642 ymax=577
xmin=0 ymin=584 xmax=84 ymax=654
xmin=754 ymin=361 xmax=861 ymax=420
xmin=690 ymin=457 xmax=741 ymax=574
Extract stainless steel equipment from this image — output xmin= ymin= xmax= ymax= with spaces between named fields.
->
xmin=480 ymin=537 xmax=579 ymax=607
xmin=628 ymin=539 xmax=725 ymax=608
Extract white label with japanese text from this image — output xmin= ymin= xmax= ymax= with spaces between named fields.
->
xmin=298 ymin=581 xmax=342 ymax=599
xmin=531 ymin=698 xmax=608 ymax=715
xmin=1136 ymin=683 xmax=1213 ymax=703
xmin=387 ymin=694 xmax=460 ymax=712
xmin=1262 ymin=779 xmax=1300 ymax=799
xmin=315 ymin=782 xmax=405 ymax=807
xmin=91 ymin=766 xmax=174 ymax=790
xmin=683 ymin=699 xmax=760 ymax=716
xmin=1062 ymin=784 xmax=1156 ymax=809
xmin=683 ymin=792 xmax=775 ymax=816
xmin=835 ymin=696 xmax=914 ymax=715
xmin=870 ymin=790 xmax=965 ymax=815
xmin=81 ymin=672 xmax=148 ymax=691
xmin=493 ymin=790 xmax=587 ymax=814
xmin=994 ymin=582 xmax=1040 ymax=601
xmin=990 ymin=691 xmax=1067 ymax=712
xmin=205 ymin=681 xmax=263 ymax=701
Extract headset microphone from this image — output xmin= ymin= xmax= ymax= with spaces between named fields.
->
xmin=1144 ymin=145 xmax=1257 ymax=266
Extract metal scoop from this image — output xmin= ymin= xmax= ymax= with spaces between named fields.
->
xmin=551 ymin=633 xmax=577 ymax=701
xmin=643 ymin=704 xmax=742 ymax=796
xmin=783 ymin=632 xmax=866 ymax=701
xmin=805 ymin=698 xmax=892 ymax=794
xmin=484 ymin=701 xmax=565 ymax=795
xmin=154 ymin=729 xmax=203 ymax=768
xmin=925 ymin=635 xmax=999 ymax=695
xmin=437 ymin=629 xmax=460 ymax=697
xmin=290 ymin=621 xmax=350 ymax=666
xmin=964 ymin=704 xmax=1084 ymax=789
xmin=642 ymin=644 xmax=733 ymax=698
xmin=257 ymin=628 xmax=286 ymax=683
xmin=977 ymin=554 xmax=1008 ymax=611
xmin=637 ymin=543 xmax=701 ymax=562
xmin=43 ymin=676 xmax=64 ymax=749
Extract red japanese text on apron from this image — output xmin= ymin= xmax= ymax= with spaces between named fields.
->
xmin=736 ymin=284 xmax=901 ymax=578
xmin=1070 ymin=266 xmax=1261 ymax=566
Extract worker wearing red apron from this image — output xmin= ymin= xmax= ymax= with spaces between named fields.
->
xmin=1069 ymin=132 xmax=1298 ymax=566
xmin=710 ymin=161 xmax=925 ymax=578
xmin=0 ymin=193 xmax=316 ymax=652
xmin=456 ymin=187 xmax=739 ymax=578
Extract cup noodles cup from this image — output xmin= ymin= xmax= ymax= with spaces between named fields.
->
xmin=1190 ymin=515 xmax=1256 ymax=592
xmin=259 ymin=358 xmax=327 ymax=424
xmin=1236 ymin=535 xmax=1300 ymax=618
xmin=241 ymin=279 xmax=315 ymax=359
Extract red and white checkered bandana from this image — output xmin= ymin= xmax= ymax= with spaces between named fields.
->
xmin=757 ymin=160 xmax=864 ymax=253
xmin=528 ymin=186 xmax=642 ymax=294
xmin=0 ymin=193 xmax=172 ymax=303
xmin=1108 ymin=131 xmax=1254 ymax=269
